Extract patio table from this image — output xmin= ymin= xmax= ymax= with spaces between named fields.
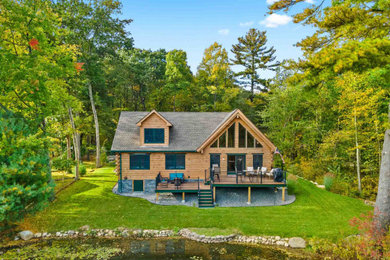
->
xmin=243 ymin=170 xmax=256 ymax=182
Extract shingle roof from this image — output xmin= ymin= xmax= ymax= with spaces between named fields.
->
xmin=111 ymin=111 xmax=235 ymax=152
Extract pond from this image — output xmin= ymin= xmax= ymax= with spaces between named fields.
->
xmin=0 ymin=238 xmax=310 ymax=259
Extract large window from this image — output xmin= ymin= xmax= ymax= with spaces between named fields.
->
xmin=228 ymin=123 xmax=235 ymax=147
xmin=165 ymin=154 xmax=185 ymax=169
xmin=130 ymin=153 xmax=150 ymax=170
xmin=239 ymin=123 xmax=246 ymax=148
xmin=219 ymin=132 xmax=226 ymax=148
xmin=144 ymin=128 xmax=164 ymax=144
xmin=253 ymin=154 xmax=263 ymax=170
xmin=238 ymin=123 xmax=262 ymax=148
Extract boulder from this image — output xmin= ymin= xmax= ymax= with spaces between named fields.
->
xmin=79 ymin=225 xmax=90 ymax=231
xmin=288 ymin=237 xmax=306 ymax=248
xmin=19 ymin=231 xmax=33 ymax=241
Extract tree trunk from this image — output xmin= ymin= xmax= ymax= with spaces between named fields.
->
xmin=374 ymin=103 xmax=390 ymax=234
xmin=66 ymin=135 xmax=72 ymax=160
xmin=354 ymin=112 xmax=361 ymax=193
xmin=68 ymin=107 xmax=80 ymax=180
xmin=88 ymin=83 xmax=101 ymax=168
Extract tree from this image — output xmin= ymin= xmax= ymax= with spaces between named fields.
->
xmin=165 ymin=50 xmax=193 ymax=111
xmin=231 ymin=28 xmax=279 ymax=101
xmin=0 ymin=110 xmax=54 ymax=230
xmin=196 ymin=42 xmax=239 ymax=111
xmin=54 ymin=0 xmax=133 ymax=167
xmin=269 ymin=0 xmax=390 ymax=233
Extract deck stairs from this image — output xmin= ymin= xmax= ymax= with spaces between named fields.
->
xmin=198 ymin=189 xmax=214 ymax=208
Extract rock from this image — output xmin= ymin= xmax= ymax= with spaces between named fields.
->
xmin=19 ymin=231 xmax=33 ymax=241
xmin=14 ymin=236 xmax=20 ymax=241
xmin=288 ymin=237 xmax=306 ymax=248
xmin=79 ymin=225 xmax=90 ymax=231
xmin=34 ymin=233 xmax=42 ymax=238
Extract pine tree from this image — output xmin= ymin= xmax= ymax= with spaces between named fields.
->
xmin=231 ymin=29 xmax=280 ymax=101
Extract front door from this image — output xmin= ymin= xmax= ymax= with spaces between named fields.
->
xmin=227 ymin=154 xmax=246 ymax=175
xmin=133 ymin=180 xmax=144 ymax=192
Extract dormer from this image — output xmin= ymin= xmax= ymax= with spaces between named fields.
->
xmin=136 ymin=110 xmax=172 ymax=146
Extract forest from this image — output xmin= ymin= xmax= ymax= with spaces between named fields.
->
xmin=0 ymin=0 xmax=389 ymax=256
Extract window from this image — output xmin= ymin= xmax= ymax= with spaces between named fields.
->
xmin=255 ymin=139 xmax=263 ymax=148
xmin=144 ymin=128 xmax=164 ymax=143
xmin=253 ymin=154 xmax=263 ymax=170
xmin=239 ymin=123 xmax=246 ymax=148
xmin=219 ymin=132 xmax=226 ymax=148
xmin=165 ymin=154 xmax=185 ymax=169
xmin=228 ymin=123 xmax=235 ymax=148
xmin=130 ymin=153 xmax=150 ymax=170
xmin=211 ymin=140 xmax=218 ymax=148
xmin=247 ymin=131 xmax=254 ymax=148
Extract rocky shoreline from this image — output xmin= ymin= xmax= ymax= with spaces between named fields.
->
xmin=14 ymin=226 xmax=306 ymax=249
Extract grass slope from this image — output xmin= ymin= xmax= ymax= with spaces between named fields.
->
xmin=20 ymin=166 xmax=371 ymax=240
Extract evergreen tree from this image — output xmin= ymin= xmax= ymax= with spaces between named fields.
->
xmin=231 ymin=29 xmax=280 ymax=101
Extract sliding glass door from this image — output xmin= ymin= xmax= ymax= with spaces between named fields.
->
xmin=227 ymin=154 xmax=246 ymax=175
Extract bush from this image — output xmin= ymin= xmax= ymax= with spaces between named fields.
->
xmin=360 ymin=175 xmax=378 ymax=201
xmin=0 ymin=111 xmax=54 ymax=229
xmin=323 ymin=173 xmax=334 ymax=191
xmin=52 ymin=156 xmax=73 ymax=173
xmin=79 ymin=164 xmax=87 ymax=176
xmin=100 ymin=152 xmax=107 ymax=167
xmin=311 ymin=213 xmax=390 ymax=259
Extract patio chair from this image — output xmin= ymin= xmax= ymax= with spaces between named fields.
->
xmin=261 ymin=167 xmax=267 ymax=176
xmin=246 ymin=167 xmax=254 ymax=182
xmin=213 ymin=165 xmax=221 ymax=182
xmin=254 ymin=167 xmax=261 ymax=183
xmin=266 ymin=168 xmax=274 ymax=179
xmin=235 ymin=166 xmax=244 ymax=183
xmin=157 ymin=172 xmax=169 ymax=188
xmin=174 ymin=177 xmax=181 ymax=190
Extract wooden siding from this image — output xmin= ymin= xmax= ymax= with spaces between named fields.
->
xmin=139 ymin=113 xmax=170 ymax=146
xmin=119 ymin=117 xmax=274 ymax=181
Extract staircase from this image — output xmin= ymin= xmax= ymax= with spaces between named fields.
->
xmin=198 ymin=189 xmax=214 ymax=208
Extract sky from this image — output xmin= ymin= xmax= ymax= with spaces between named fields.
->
xmin=119 ymin=0 xmax=320 ymax=77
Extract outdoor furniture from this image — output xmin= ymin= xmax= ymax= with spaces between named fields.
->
xmin=273 ymin=168 xmax=284 ymax=182
xmin=266 ymin=169 xmax=274 ymax=179
xmin=174 ymin=178 xmax=181 ymax=190
xmin=261 ymin=167 xmax=268 ymax=177
xmin=157 ymin=172 xmax=169 ymax=188
xmin=212 ymin=165 xmax=221 ymax=182
xmin=254 ymin=167 xmax=261 ymax=183
xmin=169 ymin=173 xmax=185 ymax=183
xmin=235 ymin=167 xmax=244 ymax=183
xmin=246 ymin=167 xmax=255 ymax=182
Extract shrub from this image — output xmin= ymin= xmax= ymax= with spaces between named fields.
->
xmin=100 ymin=151 xmax=107 ymax=167
xmin=52 ymin=156 xmax=73 ymax=173
xmin=311 ymin=212 xmax=390 ymax=259
xmin=79 ymin=164 xmax=87 ymax=176
xmin=0 ymin=111 xmax=54 ymax=229
xmin=324 ymin=173 xmax=334 ymax=191
xmin=360 ymin=175 xmax=378 ymax=201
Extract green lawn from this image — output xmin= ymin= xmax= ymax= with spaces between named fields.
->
xmin=20 ymin=166 xmax=371 ymax=240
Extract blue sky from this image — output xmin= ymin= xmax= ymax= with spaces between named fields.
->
xmin=119 ymin=0 xmax=321 ymax=77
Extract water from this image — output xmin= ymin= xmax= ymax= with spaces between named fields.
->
xmin=1 ymin=238 xmax=308 ymax=259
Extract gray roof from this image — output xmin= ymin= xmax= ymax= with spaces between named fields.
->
xmin=111 ymin=111 xmax=235 ymax=152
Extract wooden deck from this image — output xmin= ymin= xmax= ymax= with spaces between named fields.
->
xmin=155 ymin=175 xmax=286 ymax=192
xmin=155 ymin=182 xmax=208 ymax=192
xmin=215 ymin=175 xmax=285 ymax=186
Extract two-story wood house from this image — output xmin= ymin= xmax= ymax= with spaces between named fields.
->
xmin=111 ymin=109 xmax=286 ymax=207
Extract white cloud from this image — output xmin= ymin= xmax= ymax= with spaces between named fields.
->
xmin=218 ymin=29 xmax=230 ymax=35
xmin=305 ymin=0 xmax=315 ymax=3
xmin=266 ymin=0 xmax=279 ymax=4
xmin=260 ymin=13 xmax=292 ymax=28
xmin=239 ymin=21 xmax=254 ymax=27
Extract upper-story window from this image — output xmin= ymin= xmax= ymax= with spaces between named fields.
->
xmin=144 ymin=128 xmax=164 ymax=144
xmin=239 ymin=123 xmax=263 ymax=148
xmin=210 ymin=123 xmax=235 ymax=148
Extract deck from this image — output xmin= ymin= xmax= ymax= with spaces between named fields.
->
xmin=155 ymin=175 xmax=286 ymax=193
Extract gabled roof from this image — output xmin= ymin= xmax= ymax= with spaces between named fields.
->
xmin=111 ymin=111 xmax=234 ymax=152
xmin=196 ymin=109 xmax=276 ymax=152
xmin=136 ymin=110 xmax=172 ymax=127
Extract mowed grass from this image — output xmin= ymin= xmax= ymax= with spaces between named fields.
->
xmin=20 ymin=166 xmax=371 ymax=240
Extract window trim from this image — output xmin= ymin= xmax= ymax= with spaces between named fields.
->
xmin=144 ymin=128 xmax=165 ymax=144
xmin=130 ymin=153 xmax=150 ymax=170
xmin=165 ymin=153 xmax=186 ymax=170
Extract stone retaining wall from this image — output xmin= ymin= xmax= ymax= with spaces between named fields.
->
xmin=15 ymin=227 xmax=305 ymax=248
